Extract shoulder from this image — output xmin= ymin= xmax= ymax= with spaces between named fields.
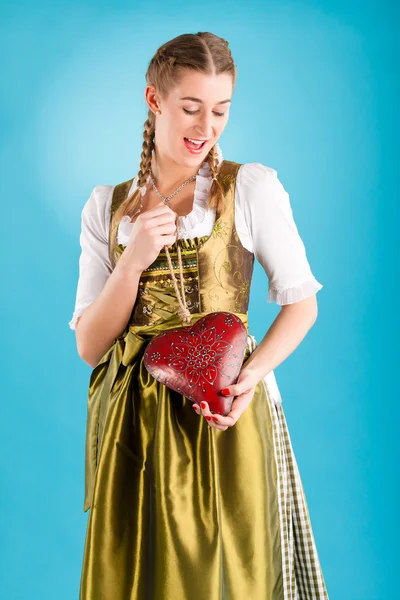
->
xmin=81 ymin=184 xmax=115 ymax=241
xmin=237 ymin=161 xmax=279 ymax=185
xmin=235 ymin=162 xmax=289 ymax=212
xmin=82 ymin=184 xmax=115 ymax=216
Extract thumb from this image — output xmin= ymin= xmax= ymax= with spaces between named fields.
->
xmin=221 ymin=381 xmax=253 ymax=397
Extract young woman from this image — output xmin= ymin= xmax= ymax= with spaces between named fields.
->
xmin=69 ymin=32 xmax=329 ymax=600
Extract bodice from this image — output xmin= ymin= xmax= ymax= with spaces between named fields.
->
xmin=114 ymin=236 xmax=209 ymax=327
xmin=109 ymin=161 xmax=255 ymax=330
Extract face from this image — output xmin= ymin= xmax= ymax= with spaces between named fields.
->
xmin=146 ymin=70 xmax=233 ymax=168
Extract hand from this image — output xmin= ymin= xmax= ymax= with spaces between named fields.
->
xmin=125 ymin=201 xmax=177 ymax=272
xmin=192 ymin=368 xmax=260 ymax=431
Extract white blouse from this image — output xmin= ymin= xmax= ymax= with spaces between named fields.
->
xmin=68 ymin=144 xmax=323 ymax=330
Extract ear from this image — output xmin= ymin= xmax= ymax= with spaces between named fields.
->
xmin=144 ymin=84 xmax=160 ymax=115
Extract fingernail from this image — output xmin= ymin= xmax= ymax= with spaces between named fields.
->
xmin=212 ymin=416 xmax=219 ymax=422
xmin=205 ymin=416 xmax=211 ymax=421
xmin=201 ymin=402 xmax=206 ymax=409
xmin=221 ymin=388 xmax=230 ymax=396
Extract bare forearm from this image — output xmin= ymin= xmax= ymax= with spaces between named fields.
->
xmin=243 ymin=295 xmax=319 ymax=381
xmin=75 ymin=247 xmax=143 ymax=367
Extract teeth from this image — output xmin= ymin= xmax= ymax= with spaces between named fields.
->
xmin=187 ymin=138 xmax=205 ymax=145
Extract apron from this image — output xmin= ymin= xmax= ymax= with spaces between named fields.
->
xmin=80 ymin=160 xmax=329 ymax=599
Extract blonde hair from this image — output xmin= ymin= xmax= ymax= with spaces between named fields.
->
xmin=112 ymin=32 xmax=236 ymax=235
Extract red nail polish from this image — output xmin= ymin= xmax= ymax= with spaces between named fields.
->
xmin=221 ymin=388 xmax=230 ymax=396
xmin=205 ymin=416 xmax=211 ymax=421
xmin=201 ymin=402 xmax=206 ymax=409
xmin=212 ymin=416 xmax=219 ymax=422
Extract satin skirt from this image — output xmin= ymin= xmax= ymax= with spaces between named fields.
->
xmin=80 ymin=315 xmax=284 ymax=599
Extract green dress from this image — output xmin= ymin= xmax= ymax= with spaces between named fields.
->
xmin=79 ymin=161 xmax=329 ymax=599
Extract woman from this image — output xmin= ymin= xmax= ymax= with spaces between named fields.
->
xmin=69 ymin=32 xmax=329 ymax=600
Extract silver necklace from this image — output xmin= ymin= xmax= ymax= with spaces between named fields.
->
xmin=145 ymin=169 xmax=199 ymax=205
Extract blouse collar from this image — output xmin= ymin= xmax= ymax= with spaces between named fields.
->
xmin=118 ymin=143 xmax=223 ymax=243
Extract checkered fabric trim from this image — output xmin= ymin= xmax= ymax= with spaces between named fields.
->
xmin=248 ymin=335 xmax=329 ymax=599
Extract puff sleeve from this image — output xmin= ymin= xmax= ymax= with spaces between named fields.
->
xmin=68 ymin=185 xmax=114 ymax=330
xmin=235 ymin=163 xmax=323 ymax=305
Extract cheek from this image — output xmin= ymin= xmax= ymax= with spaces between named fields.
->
xmin=168 ymin=108 xmax=187 ymax=130
xmin=158 ymin=120 xmax=180 ymax=147
xmin=216 ymin=117 xmax=229 ymax=135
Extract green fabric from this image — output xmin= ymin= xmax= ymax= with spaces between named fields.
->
xmin=81 ymin=309 xmax=284 ymax=599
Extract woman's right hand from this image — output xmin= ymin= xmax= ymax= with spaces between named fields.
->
xmin=125 ymin=201 xmax=178 ymax=273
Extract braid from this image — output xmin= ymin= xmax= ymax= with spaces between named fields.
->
xmin=206 ymin=145 xmax=224 ymax=212
xmin=110 ymin=113 xmax=155 ymax=266
xmin=137 ymin=115 xmax=155 ymax=189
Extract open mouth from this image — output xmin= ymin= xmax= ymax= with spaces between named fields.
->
xmin=183 ymin=137 xmax=207 ymax=152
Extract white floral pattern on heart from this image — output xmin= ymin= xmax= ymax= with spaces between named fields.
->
xmin=166 ymin=326 xmax=233 ymax=388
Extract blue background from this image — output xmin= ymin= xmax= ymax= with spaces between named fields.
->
xmin=1 ymin=1 xmax=397 ymax=598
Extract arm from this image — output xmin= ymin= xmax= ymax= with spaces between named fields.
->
xmin=197 ymin=295 xmax=319 ymax=429
xmin=75 ymin=248 xmax=142 ymax=368
xmin=69 ymin=187 xmax=177 ymax=368
xmin=194 ymin=295 xmax=318 ymax=428
xmin=242 ymin=294 xmax=318 ymax=380
xmin=69 ymin=185 xmax=142 ymax=368
xmin=195 ymin=165 xmax=323 ymax=429
xmin=236 ymin=162 xmax=323 ymax=379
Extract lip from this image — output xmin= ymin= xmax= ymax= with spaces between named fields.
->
xmin=183 ymin=137 xmax=208 ymax=154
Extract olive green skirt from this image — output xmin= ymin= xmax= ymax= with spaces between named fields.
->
xmin=80 ymin=315 xmax=329 ymax=599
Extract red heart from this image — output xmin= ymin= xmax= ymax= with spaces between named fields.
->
xmin=143 ymin=312 xmax=248 ymax=416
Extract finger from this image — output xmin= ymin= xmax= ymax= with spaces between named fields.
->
xmin=221 ymin=382 xmax=253 ymax=398
xmin=154 ymin=224 xmax=177 ymax=240
xmin=200 ymin=401 xmax=229 ymax=430
xmin=208 ymin=412 xmax=229 ymax=430
xmin=140 ymin=203 xmax=176 ymax=221
xmin=214 ymin=391 xmax=254 ymax=427
xmin=210 ymin=412 xmax=235 ymax=428
xmin=142 ymin=214 xmax=177 ymax=231
xmin=160 ymin=235 xmax=177 ymax=249
xmin=200 ymin=401 xmax=211 ymax=417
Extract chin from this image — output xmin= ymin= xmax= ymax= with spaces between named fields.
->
xmin=179 ymin=151 xmax=207 ymax=166
xmin=180 ymin=138 xmax=214 ymax=162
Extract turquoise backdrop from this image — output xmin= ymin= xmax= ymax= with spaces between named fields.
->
xmin=1 ymin=1 xmax=397 ymax=598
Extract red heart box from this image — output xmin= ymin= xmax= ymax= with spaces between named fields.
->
xmin=143 ymin=312 xmax=248 ymax=416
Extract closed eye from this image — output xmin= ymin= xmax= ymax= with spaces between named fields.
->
xmin=183 ymin=108 xmax=225 ymax=117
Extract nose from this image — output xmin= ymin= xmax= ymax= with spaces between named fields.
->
xmin=195 ymin=112 xmax=214 ymax=139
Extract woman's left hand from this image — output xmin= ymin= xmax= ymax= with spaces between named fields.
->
xmin=192 ymin=367 xmax=260 ymax=431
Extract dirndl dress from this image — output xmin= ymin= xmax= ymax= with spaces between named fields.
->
xmin=79 ymin=161 xmax=329 ymax=599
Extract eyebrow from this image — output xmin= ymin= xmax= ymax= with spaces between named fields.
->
xmin=180 ymin=96 xmax=232 ymax=104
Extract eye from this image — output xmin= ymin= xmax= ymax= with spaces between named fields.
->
xmin=183 ymin=108 xmax=226 ymax=117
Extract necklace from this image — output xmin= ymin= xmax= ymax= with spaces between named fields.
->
xmin=136 ymin=168 xmax=200 ymax=225
xmin=136 ymin=168 xmax=200 ymax=325
xmin=146 ymin=168 xmax=198 ymax=205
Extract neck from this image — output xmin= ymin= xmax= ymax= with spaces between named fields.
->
xmin=150 ymin=144 xmax=204 ymax=194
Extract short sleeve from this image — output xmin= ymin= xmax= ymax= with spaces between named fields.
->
xmin=235 ymin=163 xmax=323 ymax=305
xmin=68 ymin=185 xmax=114 ymax=330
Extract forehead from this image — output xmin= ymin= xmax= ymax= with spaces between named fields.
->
xmin=170 ymin=70 xmax=233 ymax=104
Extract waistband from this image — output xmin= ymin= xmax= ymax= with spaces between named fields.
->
xmin=96 ymin=311 xmax=249 ymax=368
